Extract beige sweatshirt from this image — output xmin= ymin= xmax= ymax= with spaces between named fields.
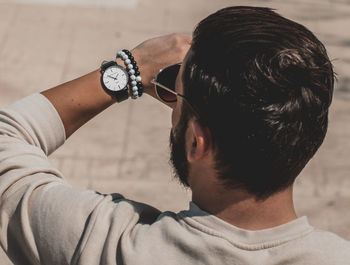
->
xmin=0 ymin=93 xmax=349 ymax=265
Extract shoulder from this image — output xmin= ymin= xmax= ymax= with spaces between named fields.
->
xmin=298 ymin=229 xmax=350 ymax=264
xmin=310 ymin=229 xmax=350 ymax=246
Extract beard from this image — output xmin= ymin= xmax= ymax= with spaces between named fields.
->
xmin=169 ymin=117 xmax=190 ymax=188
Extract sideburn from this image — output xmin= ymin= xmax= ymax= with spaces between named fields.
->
xmin=169 ymin=111 xmax=190 ymax=188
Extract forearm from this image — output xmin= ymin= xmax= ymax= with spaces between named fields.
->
xmin=41 ymin=69 xmax=115 ymax=139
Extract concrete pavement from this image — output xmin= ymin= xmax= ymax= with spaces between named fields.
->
xmin=0 ymin=0 xmax=349 ymax=263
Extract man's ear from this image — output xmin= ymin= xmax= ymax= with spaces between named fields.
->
xmin=187 ymin=119 xmax=212 ymax=163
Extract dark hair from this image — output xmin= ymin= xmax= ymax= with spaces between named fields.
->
xmin=182 ymin=6 xmax=334 ymax=199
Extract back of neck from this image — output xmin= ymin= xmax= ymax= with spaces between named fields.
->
xmin=192 ymin=186 xmax=297 ymax=231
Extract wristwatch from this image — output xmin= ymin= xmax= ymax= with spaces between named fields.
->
xmin=100 ymin=60 xmax=129 ymax=102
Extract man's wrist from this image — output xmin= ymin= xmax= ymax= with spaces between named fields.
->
xmin=116 ymin=58 xmax=124 ymax=67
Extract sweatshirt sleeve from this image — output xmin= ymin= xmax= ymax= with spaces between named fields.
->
xmin=0 ymin=94 xmax=161 ymax=265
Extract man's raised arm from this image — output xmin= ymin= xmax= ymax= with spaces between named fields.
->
xmin=0 ymin=34 xmax=190 ymax=265
xmin=41 ymin=34 xmax=191 ymax=138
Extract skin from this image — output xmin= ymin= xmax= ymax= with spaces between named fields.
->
xmin=42 ymin=33 xmax=297 ymax=231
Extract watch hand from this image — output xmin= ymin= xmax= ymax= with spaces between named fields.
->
xmin=107 ymin=75 xmax=117 ymax=80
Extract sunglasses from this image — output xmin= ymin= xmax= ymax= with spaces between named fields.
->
xmin=151 ymin=63 xmax=201 ymax=119
xmin=151 ymin=63 xmax=183 ymax=103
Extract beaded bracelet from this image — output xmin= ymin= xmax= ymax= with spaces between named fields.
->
xmin=116 ymin=49 xmax=143 ymax=99
xmin=123 ymin=49 xmax=144 ymax=98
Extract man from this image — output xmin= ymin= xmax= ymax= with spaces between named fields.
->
xmin=0 ymin=6 xmax=349 ymax=265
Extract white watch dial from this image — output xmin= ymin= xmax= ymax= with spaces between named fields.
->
xmin=102 ymin=65 xmax=128 ymax=92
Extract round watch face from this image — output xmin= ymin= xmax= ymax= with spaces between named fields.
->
xmin=102 ymin=65 xmax=128 ymax=92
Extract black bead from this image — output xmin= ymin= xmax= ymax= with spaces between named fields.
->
xmin=123 ymin=49 xmax=131 ymax=56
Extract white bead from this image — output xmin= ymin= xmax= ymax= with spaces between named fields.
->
xmin=130 ymin=75 xmax=136 ymax=80
xmin=131 ymin=80 xmax=137 ymax=86
xmin=133 ymin=92 xmax=139 ymax=97
xmin=132 ymin=86 xmax=138 ymax=92
xmin=122 ymin=54 xmax=128 ymax=60
xmin=125 ymin=59 xmax=131 ymax=64
xmin=129 ymin=69 xmax=135 ymax=75
xmin=135 ymin=76 xmax=142 ymax=82
xmin=117 ymin=50 xmax=123 ymax=56
xmin=127 ymin=64 xmax=133 ymax=69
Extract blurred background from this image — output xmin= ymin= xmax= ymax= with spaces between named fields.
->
xmin=0 ymin=0 xmax=349 ymax=263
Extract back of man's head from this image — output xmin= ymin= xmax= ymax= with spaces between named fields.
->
xmin=182 ymin=6 xmax=334 ymax=199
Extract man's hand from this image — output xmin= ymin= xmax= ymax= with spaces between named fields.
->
xmin=131 ymin=34 xmax=192 ymax=97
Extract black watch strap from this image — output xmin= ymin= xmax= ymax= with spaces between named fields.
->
xmin=101 ymin=60 xmax=116 ymax=71
xmin=114 ymin=89 xmax=129 ymax=102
